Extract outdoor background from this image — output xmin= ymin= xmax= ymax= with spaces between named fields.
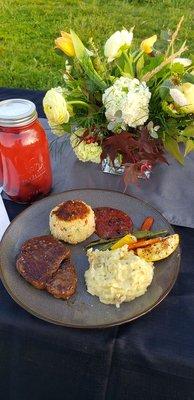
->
xmin=0 ymin=0 xmax=194 ymax=90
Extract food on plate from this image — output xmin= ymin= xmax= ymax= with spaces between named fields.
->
xmin=85 ymin=237 xmax=123 ymax=251
xmin=133 ymin=229 xmax=168 ymax=240
xmin=127 ymin=237 xmax=163 ymax=250
xmin=94 ymin=207 xmax=133 ymax=239
xmin=86 ymin=229 xmax=168 ymax=251
xmin=46 ymin=260 xmax=77 ymax=299
xmin=50 ymin=200 xmax=95 ymax=244
xmin=16 ymin=201 xmax=179 ymax=309
xmin=85 ymin=218 xmax=179 ymax=307
xmin=16 ymin=235 xmax=70 ymax=289
xmin=85 ymin=245 xmax=154 ymax=307
xmin=136 ymin=234 xmax=179 ymax=262
xmin=16 ymin=235 xmax=77 ymax=299
xmin=140 ymin=216 xmax=154 ymax=231
xmin=110 ymin=234 xmax=137 ymax=250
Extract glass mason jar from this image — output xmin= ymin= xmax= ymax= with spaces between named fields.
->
xmin=0 ymin=99 xmax=52 ymax=203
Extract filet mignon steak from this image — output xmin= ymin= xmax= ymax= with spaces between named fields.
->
xmin=16 ymin=235 xmax=70 ymax=290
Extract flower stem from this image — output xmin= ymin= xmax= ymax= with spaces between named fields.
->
xmin=116 ymin=63 xmax=125 ymax=74
xmin=142 ymin=42 xmax=188 ymax=82
xmin=165 ymin=16 xmax=184 ymax=58
xmin=134 ymin=51 xmax=144 ymax=63
xmin=123 ymin=51 xmax=134 ymax=77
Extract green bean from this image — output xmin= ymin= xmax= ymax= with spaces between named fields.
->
xmin=133 ymin=230 xmax=168 ymax=239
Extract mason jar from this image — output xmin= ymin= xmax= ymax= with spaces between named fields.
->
xmin=0 ymin=99 xmax=52 ymax=203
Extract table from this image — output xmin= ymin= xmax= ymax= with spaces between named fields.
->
xmin=1 ymin=88 xmax=194 ymax=400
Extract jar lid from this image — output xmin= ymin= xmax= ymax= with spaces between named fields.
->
xmin=0 ymin=99 xmax=38 ymax=127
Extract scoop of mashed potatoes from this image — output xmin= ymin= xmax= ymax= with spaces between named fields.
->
xmin=85 ymin=245 xmax=154 ymax=307
xmin=50 ymin=200 xmax=95 ymax=244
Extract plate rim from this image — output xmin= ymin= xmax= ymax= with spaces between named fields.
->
xmin=0 ymin=188 xmax=181 ymax=329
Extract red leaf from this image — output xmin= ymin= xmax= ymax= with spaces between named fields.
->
xmin=101 ymin=127 xmax=168 ymax=185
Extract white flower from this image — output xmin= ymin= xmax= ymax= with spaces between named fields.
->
xmin=102 ymin=77 xmax=151 ymax=130
xmin=104 ymin=29 xmax=133 ymax=63
xmin=170 ymin=88 xmax=188 ymax=107
xmin=70 ymin=129 xmax=102 ymax=163
xmin=43 ymin=87 xmax=70 ymax=125
xmin=170 ymin=84 xmax=194 ymax=114
xmin=180 ymin=83 xmax=194 ymax=113
xmin=172 ymin=58 xmax=192 ymax=67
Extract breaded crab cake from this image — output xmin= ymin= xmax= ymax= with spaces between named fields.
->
xmin=49 ymin=200 xmax=95 ymax=244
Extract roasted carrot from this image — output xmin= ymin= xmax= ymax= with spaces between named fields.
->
xmin=140 ymin=216 xmax=154 ymax=231
xmin=128 ymin=237 xmax=162 ymax=250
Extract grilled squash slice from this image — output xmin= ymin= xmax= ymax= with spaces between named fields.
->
xmin=136 ymin=234 xmax=179 ymax=262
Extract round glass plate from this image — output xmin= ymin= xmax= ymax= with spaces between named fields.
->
xmin=0 ymin=189 xmax=180 ymax=328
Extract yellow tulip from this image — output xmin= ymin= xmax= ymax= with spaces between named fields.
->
xmin=140 ymin=34 xmax=157 ymax=54
xmin=55 ymin=31 xmax=75 ymax=57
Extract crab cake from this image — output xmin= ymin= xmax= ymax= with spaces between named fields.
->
xmin=49 ymin=200 xmax=95 ymax=244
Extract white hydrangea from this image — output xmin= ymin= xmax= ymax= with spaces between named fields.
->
xmin=70 ymin=129 xmax=102 ymax=163
xmin=102 ymin=77 xmax=151 ymax=130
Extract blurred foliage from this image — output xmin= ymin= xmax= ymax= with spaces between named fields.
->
xmin=0 ymin=0 xmax=193 ymax=89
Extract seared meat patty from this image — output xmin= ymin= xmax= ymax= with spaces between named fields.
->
xmin=16 ymin=235 xmax=70 ymax=290
xmin=46 ymin=261 xmax=77 ymax=299
xmin=94 ymin=207 xmax=133 ymax=239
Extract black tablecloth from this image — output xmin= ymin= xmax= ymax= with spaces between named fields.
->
xmin=1 ymin=88 xmax=194 ymax=400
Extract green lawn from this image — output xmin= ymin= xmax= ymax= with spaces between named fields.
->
xmin=0 ymin=0 xmax=194 ymax=90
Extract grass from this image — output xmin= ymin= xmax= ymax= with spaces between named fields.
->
xmin=0 ymin=0 xmax=194 ymax=90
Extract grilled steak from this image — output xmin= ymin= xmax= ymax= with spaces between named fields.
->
xmin=16 ymin=235 xmax=70 ymax=290
xmin=46 ymin=261 xmax=77 ymax=299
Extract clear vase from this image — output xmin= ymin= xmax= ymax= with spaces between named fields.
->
xmin=101 ymin=157 xmax=125 ymax=175
xmin=101 ymin=156 xmax=151 ymax=179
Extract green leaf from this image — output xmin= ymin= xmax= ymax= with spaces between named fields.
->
xmin=164 ymin=136 xmax=184 ymax=165
xmin=70 ymin=29 xmax=86 ymax=60
xmin=159 ymin=80 xmax=173 ymax=100
xmin=70 ymin=30 xmax=107 ymax=91
xmin=160 ymin=30 xmax=171 ymax=42
xmin=167 ymin=118 xmax=179 ymax=130
xmin=182 ymin=125 xmax=194 ymax=137
xmin=182 ymin=73 xmax=194 ymax=84
xmin=184 ymin=139 xmax=194 ymax=156
xmin=141 ymin=54 xmax=164 ymax=76
xmin=162 ymin=101 xmax=180 ymax=118
xmin=159 ymin=86 xmax=168 ymax=100
xmin=136 ymin=55 xmax=144 ymax=77
xmin=171 ymin=63 xmax=185 ymax=75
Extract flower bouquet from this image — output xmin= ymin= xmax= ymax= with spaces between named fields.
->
xmin=43 ymin=17 xmax=194 ymax=184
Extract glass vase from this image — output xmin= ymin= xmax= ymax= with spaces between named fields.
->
xmin=101 ymin=156 xmax=125 ymax=175
xmin=101 ymin=156 xmax=151 ymax=179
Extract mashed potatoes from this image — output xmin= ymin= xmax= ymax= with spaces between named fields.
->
xmin=50 ymin=200 xmax=95 ymax=244
xmin=85 ymin=245 xmax=154 ymax=307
